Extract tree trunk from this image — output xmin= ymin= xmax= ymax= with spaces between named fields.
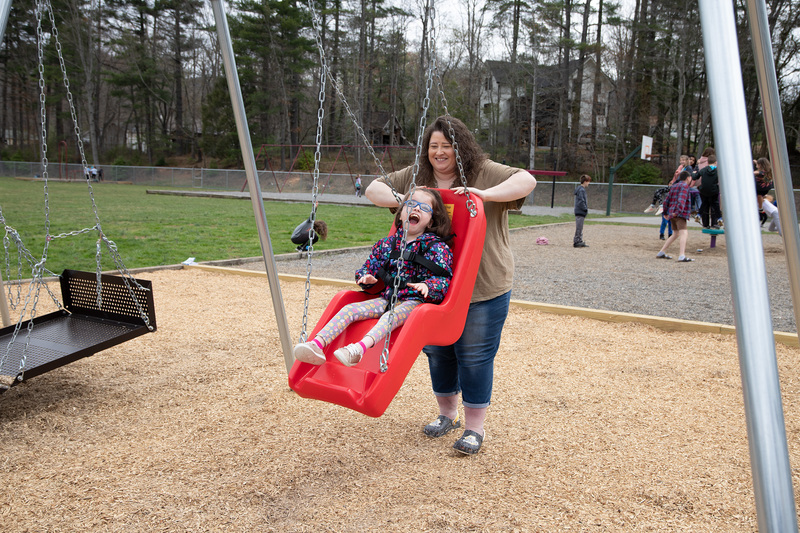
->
xmin=590 ymin=0 xmax=603 ymax=145
xmin=571 ymin=0 xmax=591 ymax=145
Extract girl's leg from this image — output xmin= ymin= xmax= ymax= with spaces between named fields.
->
xmin=294 ymin=298 xmax=387 ymax=365
xmin=315 ymin=298 xmax=388 ymax=345
xmin=334 ymin=299 xmax=422 ymax=366
xmin=363 ymin=300 xmax=422 ymax=347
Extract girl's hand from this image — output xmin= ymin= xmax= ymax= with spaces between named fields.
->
xmin=407 ymin=282 xmax=429 ymax=297
xmin=358 ymin=274 xmax=378 ymax=285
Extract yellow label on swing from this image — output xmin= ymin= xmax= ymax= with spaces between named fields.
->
xmin=445 ymin=203 xmax=454 ymax=220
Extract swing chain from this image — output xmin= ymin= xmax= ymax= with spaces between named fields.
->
xmin=306 ymin=0 xmax=402 ymax=204
xmin=299 ymin=57 xmax=328 ymax=344
xmin=379 ymin=3 xmax=439 ymax=372
xmin=429 ymin=18 xmax=476 ymax=218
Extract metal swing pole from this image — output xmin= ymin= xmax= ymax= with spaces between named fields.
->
xmin=0 ymin=0 xmax=10 ymax=45
xmin=210 ymin=0 xmax=294 ymax=373
xmin=0 ymin=272 xmax=9 ymax=327
xmin=698 ymin=1 xmax=797 ymax=531
xmin=746 ymin=0 xmax=800 ymax=339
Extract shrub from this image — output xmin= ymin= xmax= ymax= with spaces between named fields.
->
xmin=617 ymin=160 xmax=664 ymax=184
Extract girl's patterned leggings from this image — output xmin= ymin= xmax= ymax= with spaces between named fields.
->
xmin=316 ymin=298 xmax=422 ymax=346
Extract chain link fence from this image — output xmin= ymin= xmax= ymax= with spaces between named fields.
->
xmin=3 ymin=160 xmax=798 ymax=215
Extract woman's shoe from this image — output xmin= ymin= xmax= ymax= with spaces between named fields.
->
xmin=423 ymin=414 xmax=461 ymax=438
xmin=453 ymin=430 xmax=485 ymax=455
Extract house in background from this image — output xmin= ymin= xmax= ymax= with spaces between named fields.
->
xmin=565 ymin=57 xmax=615 ymax=145
xmin=478 ymin=58 xmax=615 ymax=153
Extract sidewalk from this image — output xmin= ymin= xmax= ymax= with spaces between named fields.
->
xmin=147 ymin=188 xmax=662 ymax=225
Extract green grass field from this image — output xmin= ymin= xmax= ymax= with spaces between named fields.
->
xmin=0 ymin=177 xmax=571 ymax=273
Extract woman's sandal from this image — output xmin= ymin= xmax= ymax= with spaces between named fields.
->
xmin=423 ymin=414 xmax=461 ymax=438
xmin=678 ymin=257 xmax=695 ymax=262
xmin=656 ymin=254 xmax=672 ymax=259
xmin=453 ymin=430 xmax=485 ymax=455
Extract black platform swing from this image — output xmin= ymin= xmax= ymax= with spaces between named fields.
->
xmin=287 ymin=1 xmax=485 ymax=417
xmin=0 ymin=0 xmax=156 ymax=392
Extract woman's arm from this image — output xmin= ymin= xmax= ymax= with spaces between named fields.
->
xmin=365 ymin=178 xmax=402 ymax=207
xmin=453 ymin=170 xmax=536 ymax=203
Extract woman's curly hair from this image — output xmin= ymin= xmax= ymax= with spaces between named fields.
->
xmin=415 ymin=116 xmax=487 ymax=187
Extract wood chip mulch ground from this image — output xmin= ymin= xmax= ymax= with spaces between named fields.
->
xmin=2 ymin=267 xmax=799 ymax=532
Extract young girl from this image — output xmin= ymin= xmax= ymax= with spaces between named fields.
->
xmin=293 ymin=188 xmax=454 ymax=367
xmin=754 ymin=158 xmax=773 ymax=225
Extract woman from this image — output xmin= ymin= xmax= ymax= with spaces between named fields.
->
xmin=365 ymin=116 xmax=537 ymax=455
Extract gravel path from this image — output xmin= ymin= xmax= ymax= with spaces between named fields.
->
xmin=243 ymin=223 xmax=796 ymax=334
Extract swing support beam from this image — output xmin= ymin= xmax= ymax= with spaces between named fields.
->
xmin=210 ymin=0 xmax=294 ymax=373
xmin=0 ymin=271 xmax=9 ymax=328
xmin=699 ymin=0 xmax=797 ymax=531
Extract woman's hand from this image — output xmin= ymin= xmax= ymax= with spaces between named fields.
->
xmin=407 ymin=282 xmax=429 ymax=297
xmin=451 ymin=186 xmax=484 ymax=199
xmin=451 ymin=170 xmax=535 ymax=203
xmin=358 ymin=274 xmax=378 ymax=285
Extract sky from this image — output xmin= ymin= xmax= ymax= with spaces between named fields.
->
xmin=401 ymin=0 xmax=639 ymax=61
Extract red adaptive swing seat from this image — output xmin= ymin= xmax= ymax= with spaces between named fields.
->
xmin=287 ymin=189 xmax=486 ymax=417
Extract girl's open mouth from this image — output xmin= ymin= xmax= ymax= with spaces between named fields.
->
xmin=408 ymin=212 xmax=420 ymax=224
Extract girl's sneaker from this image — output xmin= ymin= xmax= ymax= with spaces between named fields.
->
xmin=644 ymin=204 xmax=656 ymax=213
xmin=293 ymin=341 xmax=325 ymax=365
xmin=334 ymin=343 xmax=364 ymax=367
xmin=655 ymin=205 xmax=664 ymax=216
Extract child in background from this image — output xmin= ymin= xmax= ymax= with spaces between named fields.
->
xmin=754 ymin=158 xmax=773 ymax=226
xmin=573 ymin=175 xmax=591 ymax=248
xmin=761 ymin=194 xmax=781 ymax=235
xmin=293 ymin=188 xmax=453 ymax=367
xmin=656 ymin=170 xmax=695 ymax=262
xmin=291 ymin=216 xmax=328 ymax=252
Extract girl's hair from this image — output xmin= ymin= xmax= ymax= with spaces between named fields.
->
xmin=394 ymin=189 xmax=452 ymax=244
xmin=688 ymin=155 xmax=697 ymax=165
xmin=701 ymin=147 xmax=715 ymax=158
xmin=416 ymin=116 xmax=487 ymax=187
xmin=312 ymin=220 xmax=328 ymax=240
xmin=757 ymin=157 xmax=772 ymax=181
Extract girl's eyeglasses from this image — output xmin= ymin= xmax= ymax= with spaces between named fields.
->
xmin=405 ymin=199 xmax=432 ymax=213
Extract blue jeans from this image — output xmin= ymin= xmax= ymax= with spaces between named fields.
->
xmin=660 ymin=215 xmax=672 ymax=236
xmin=424 ymin=291 xmax=512 ymax=408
